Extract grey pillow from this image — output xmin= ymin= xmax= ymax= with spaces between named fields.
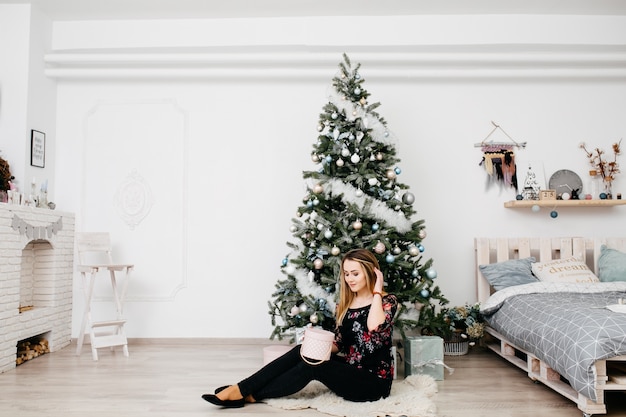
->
xmin=598 ymin=245 xmax=626 ymax=282
xmin=479 ymin=257 xmax=537 ymax=291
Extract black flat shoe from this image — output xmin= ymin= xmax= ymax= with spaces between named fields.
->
xmin=214 ymin=385 xmax=229 ymax=394
xmin=201 ymin=394 xmax=245 ymax=408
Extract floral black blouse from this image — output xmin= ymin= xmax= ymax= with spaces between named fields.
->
xmin=334 ymin=294 xmax=398 ymax=381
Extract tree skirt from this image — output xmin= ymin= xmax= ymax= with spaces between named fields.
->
xmin=265 ymin=374 xmax=438 ymax=417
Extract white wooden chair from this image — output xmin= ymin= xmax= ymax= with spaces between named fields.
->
xmin=75 ymin=232 xmax=134 ymax=360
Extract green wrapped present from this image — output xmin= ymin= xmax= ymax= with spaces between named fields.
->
xmin=404 ymin=336 xmax=445 ymax=380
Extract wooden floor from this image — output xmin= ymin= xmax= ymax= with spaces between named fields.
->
xmin=1 ymin=340 xmax=626 ymax=417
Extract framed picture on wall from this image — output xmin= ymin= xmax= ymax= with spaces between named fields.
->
xmin=30 ymin=130 xmax=45 ymax=168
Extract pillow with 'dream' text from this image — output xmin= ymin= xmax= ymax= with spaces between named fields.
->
xmin=531 ymin=256 xmax=599 ymax=283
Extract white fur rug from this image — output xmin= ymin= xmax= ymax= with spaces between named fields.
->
xmin=265 ymin=374 xmax=438 ymax=417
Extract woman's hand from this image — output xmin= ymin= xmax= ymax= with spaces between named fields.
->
xmin=368 ymin=268 xmax=386 ymax=331
xmin=374 ymin=268 xmax=384 ymax=294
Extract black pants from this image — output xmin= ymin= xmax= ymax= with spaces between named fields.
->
xmin=237 ymin=345 xmax=391 ymax=402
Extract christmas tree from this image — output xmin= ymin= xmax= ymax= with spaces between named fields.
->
xmin=268 ymin=54 xmax=448 ymax=342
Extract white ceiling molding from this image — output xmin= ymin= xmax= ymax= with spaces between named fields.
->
xmin=11 ymin=0 xmax=626 ymax=21
xmin=44 ymin=45 xmax=626 ymax=81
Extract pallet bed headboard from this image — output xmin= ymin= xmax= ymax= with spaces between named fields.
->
xmin=474 ymin=237 xmax=626 ymax=303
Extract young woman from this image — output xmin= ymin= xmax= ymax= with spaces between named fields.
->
xmin=202 ymin=248 xmax=398 ymax=408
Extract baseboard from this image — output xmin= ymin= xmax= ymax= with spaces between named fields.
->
xmin=71 ymin=337 xmax=291 ymax=346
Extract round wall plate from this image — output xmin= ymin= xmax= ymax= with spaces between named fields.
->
xmin=548 ymin=169 xmax=583 ymax=199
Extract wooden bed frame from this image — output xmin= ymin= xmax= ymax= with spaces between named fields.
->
xmin=475 ymin=237 xmax=626 ymax=417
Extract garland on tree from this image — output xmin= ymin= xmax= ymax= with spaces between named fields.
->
xmin=268 ymin=54 xmax=448 ymax=342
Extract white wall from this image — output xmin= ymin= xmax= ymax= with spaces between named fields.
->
xmin=0 ymin=5 xmax=56 ymax=198
xmin=9 ymin=10 xmax=626 ymax=339
xmin=25 ymin=6 xmax=56 ymax=197
xmin=0 ymin=5 xmax=31 ymax=190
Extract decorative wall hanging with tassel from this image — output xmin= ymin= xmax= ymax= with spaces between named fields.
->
xmin=476 ymin=121 xmax=526 ymax=191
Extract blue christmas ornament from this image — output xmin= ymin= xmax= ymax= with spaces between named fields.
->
xmin=420 ymin=289 xmax=430 ymax=298
xmin=412 ymin=269 xmax=419 ymax=277
xmin=426 ymin=268 xmax=437 ymax=279
xmin=282 ymin=258 xmax=288 ymax=267
xmin=418 ymin=244 xmax=425 ymax=252
xmin=325 ymin=155 xmax=332 ymax=163
xmin=550 ymin=210 xmax=559 ymax=218
xmin=394 ymin=167 xmax=402 ymax=175
xmin=371 ymin=223 xmax=380 ymax=232
xmin=306 ymin=200 xmax=313 ymax=208
xmin=385 ymin=254 xmax=395 ymax=263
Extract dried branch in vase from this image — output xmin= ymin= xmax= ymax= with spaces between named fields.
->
xmin=579 ymin=139 xmax=622 ymax=188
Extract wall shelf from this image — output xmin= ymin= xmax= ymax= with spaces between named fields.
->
xmin=504 ymin=199 xmax=626 ymax=208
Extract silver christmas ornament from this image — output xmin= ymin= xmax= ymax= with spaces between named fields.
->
xmin=402 ymin=192 xmax=415 ymax=204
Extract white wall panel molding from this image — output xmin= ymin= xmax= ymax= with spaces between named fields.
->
xmin=45 ymin=45 xmax=626 ymax=81
xmin=82 ymin=98 xmax=188 ymax=302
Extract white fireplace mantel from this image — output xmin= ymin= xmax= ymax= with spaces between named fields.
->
xmin=0 ymin=203 xmax=75 ymax=373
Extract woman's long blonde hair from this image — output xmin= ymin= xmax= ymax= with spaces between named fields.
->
xmin=335 ymin=249 xmax=382 ymax=326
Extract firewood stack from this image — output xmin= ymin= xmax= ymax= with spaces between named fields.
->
xmin=16 ymin=338 xmax=50 ymax=365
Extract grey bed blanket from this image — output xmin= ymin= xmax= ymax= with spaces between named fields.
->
xmin=480 ymin=282 xmax=626 ymax=401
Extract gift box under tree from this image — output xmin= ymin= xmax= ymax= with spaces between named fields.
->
xmin=403 ymin=336 xmax=445 ymax=380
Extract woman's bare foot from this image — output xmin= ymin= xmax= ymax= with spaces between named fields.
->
xmin=216 ymin=384 xmax=256 ymax=403
xmin=216 ymin=385 xmax=243 ymax=401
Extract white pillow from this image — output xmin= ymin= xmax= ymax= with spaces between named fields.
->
xmin=531 ymin=256 xmax=599 ymax=283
